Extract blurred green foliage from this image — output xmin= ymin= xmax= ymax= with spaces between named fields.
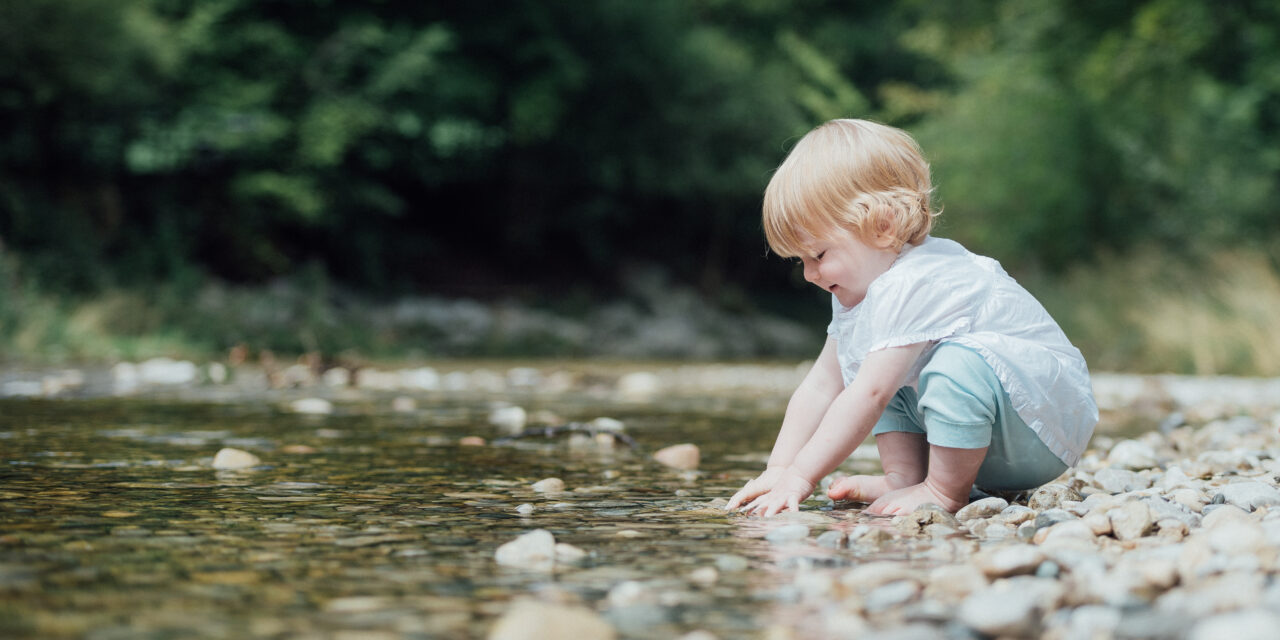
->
xmin=3 ymin=1 xmax=1280 ymax=333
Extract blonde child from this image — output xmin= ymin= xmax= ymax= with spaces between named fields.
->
xmin=726 ymin=119 xmax=1097 ymax=517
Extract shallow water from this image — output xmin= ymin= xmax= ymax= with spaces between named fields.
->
xmin=0 ymin=392 xmax=943 ymax=639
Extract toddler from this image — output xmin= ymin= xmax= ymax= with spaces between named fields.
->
xmin=726 ymin=119 xmax=1097 ymax=517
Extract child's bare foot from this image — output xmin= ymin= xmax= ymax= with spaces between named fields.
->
xmin=827 ymin=475 xmax=905 ymax=503
xmin=865 ymin=479 xmax=968 ymax=515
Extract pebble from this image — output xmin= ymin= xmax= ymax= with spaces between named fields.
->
xmin=211 ymin=447 xmax=260 ymax=470
xmin=815 ymin=530 xmax=847 ymax=548
xmin=531 ymin=478 xmax=565 ymax=493
xmin=460 ymin=436 xmax=486 ymax=446
xmin=1108 ymin=439 xmax=1160 ymax=470
xmin=958 ymin=576 xmax=1064 ymax=636
xmin=1109 ymin=500 xmax=1155 ymax=541
xmin=1093 ymin=468 xmax=1151 ymax=493
xmin=489 ymin=598 xmax=616 ymax=640
xmin=1188 ymin=609 xmax=1280 ymax=640
xmin=974 ymin=545 xmax=1046 ymax=578
xmin=1219 ymin=481 xmax=1280 ymax=511
xmin=494 ymin=530 xmax=558 ymax=571
xmin=764 ymin=524 xmax=809 ymax=544
xmin=1028 ymin=484 xmax=1082 ymax=510
xmin=290 ymin=398 xmax=333 ymax=415
xmin=956 ymin=497 xmax=1008 ymax=523
xmin=515 ymin=504 xmax=535 ymax=515
xmin=489 ymin=405 xmax=527 ymax=434
xmin=653 ymin=443 xmax=700 ymax=471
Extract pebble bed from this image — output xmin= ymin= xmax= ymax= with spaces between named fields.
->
xmin=4 ymin=359 xmax=1280 ymax=639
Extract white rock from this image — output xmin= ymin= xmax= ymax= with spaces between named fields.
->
xmin=400 ymin=367 xmax=440 ymax=391
xmin=488 ymin=598 xmax=616 ymax=640
xmin=1167 ymin=488 xmax=1209 ymax=513
xmin=515 ymin=503 xmax=535 ymax=515
xmin=532 ymin=478 xmax=565 ymax=493
xmin=321 ymin=367 xmax=350 ymax=387
xmin=864 ymin=580 xmax=921 ymax=612
xmin=391 ymin=396 xmax=417 ymax=412
xmin=1219 ymin=482 xmax=1280 ymax=511
xmin=840 ymin=561 xmax=918 ymax=591
xmin=1094 ymin=468 xmax=1151 ymax=493
xmin=607 ymin=581 xmax=652 ymax=607
xmin=290 ymin=398 xmax=333 ymax=415
xmin=958 ymin=576 xmax=1064 ymax=636
xmin=1202 ymin=504 xmax=1251 ymax=530
xmin=489 ymin=406 xmax=527 ymax=434
xmin=1109 ymin=500 xmax=1155 ymax=541
xmin=112 ymin=362 xmax=140 ymax=394
xmin=207 ymin=362 xmax=227 ymax=384
xmin=765 ymin=524 xmax=809 ymax=544
xmin=956 ymin=497 xmax=1009 ymax=523
xmin=1189 ymin=609 xmax=1280 ymax=640
xmin=1205 ymin=520 xmax=1266 ymax=555
xmin=653 ymin=443 xmax=700 ymax=471
xmin=589 ymin=417 xmax=626 ymax=432
xmin=1109 ymin=439 xmax=1160 ymax=470
xmin=925 ymin=564 xmax=989 ymax=602
xmin=1 ymin=381 xmax=42 ymax=397
xmin=358 ymin=368 xmax=400 ymax=390
xmin=212 ymin=447 xmax=261 ymax=470
xmin=555 ymin=543 xmax=587 ymax=563
xmin=617 ymin=372 xmax=662 ymax=400
xmin=687 ymin=567 xmax=718 ymax=585
xmin=494 ymin=530 xmax=557 ymax=571
xmin=138 ymin=357 xmax=198 ymax=385
xmin=974 ymin=545 xmax=1046 ymax=578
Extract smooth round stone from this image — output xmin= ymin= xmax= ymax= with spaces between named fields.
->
xmin=489 ymin=406 xmax=527 ymax=434
xmin=687 ymin=567 xmax=718 ymax=585
xmin=1167 ymin=488 xmax=1209 ymax=513
xmin=995 ymin=505 xmax=1037 ymax=526
xmin=958 ymin=576 xmax=1064 ymax=636
xmin=815 ymin=529 xmax=847 ymax=549
xmin=211 ymin=447 xmax=260 ymax=470
xmin=714 ymin=555 xmax=749 ymax=572
xmin=1201 ymin=504 xmax=1250 ymax=530
xmin=841 ymin=562 xmax=920 ymax=592
xmin=1189 ymin=609 xmax=1280 ymax=640
xmin=617 ymin=372 xmax=661 ymax=400
xmin=290 ymin=397 xmax=333 ymax=415
xmin=1035 ymin=520 xmax=1096 ymax=544
xmin=864 ymin=580 xmax=921 ymax=612
xmin=1219 ymin=482 xmax=1280 ymax=511
xmin=1035 ymin=509 xmax=1079 ymax=530
xmin=489 ymin=598 xmax=616 ymax=640
xmin=925 ymin=564 xmax=988 ymax=602
xmin=764 ymin=524 xmax=810 ymax=544
xmin=494 ymin=530 xmax=557 ymax=571
xmin=1093 ymin=468 xmax=1151 ymax=493
xmin=979 ymin=544 xmax=1050 ymax=579
xmin=907 ymin=503 xmax=960 ymax=527
xmin=590 ymin=417 xmax=626 ymax=432
xmin=653 ymin=444 xmax=700 ymax=471
xmin=1029 ymin=484 xmax=1083 ymax=510
xmin=956 ymin=497 xmax=1009 ymax=523
xmin=532 ymin=478 xmax=565 ymax=493
xmin=1205 ymin=520 xmax=1266 ymax=555
xmin=555 ymin=543 xmax=587 ymax=563
xmin=1108 ymin=439 xmax=1160 ymax=470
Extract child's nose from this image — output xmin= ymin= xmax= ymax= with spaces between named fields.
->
xmin=802 ymin=261 xmax=818 ymax=284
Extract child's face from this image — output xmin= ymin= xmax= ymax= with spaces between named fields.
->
xmin=798 ymin=229 xmax=900 ymax=308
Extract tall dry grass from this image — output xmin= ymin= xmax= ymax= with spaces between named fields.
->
xmin=1033 ymin=248 xmax=1280 ymax=376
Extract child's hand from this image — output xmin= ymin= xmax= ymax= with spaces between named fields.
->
xmin=739 ymin=472 xmax=815 ymax=517
xmin=725 ymin=466 xmax=788 ymax=511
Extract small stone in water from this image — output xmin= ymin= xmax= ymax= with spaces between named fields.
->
xmin=212 ymin=447 xmax=260 ymax=470
xmin=555 ymin=543 xmax=587 ymax=563
xmin=281 ymin=444 xmax=316 ymax=454
xmin=815 ymin=530 xmax=847 ymax=548
xmin=687 ymin=567 xmax=718 ymax=585
xmin=459 ymin=436 xmax=486 ymax=446
xmin=532 ymin=478 xmax=565 ymax=493
xmin=391 ymin=396 xmax=416 ymax=412
xmin=714 ymin=555 xmax=749 ymax=572
xmin=765 ymin=524 xmax=810 ymax=544
xmin=489 ymin=598 xmax=616 ymax=640
xmin=494 ymin=530 xmax=557 ymax=571
xmin=956 ymin=497 xmax=1009 ymax=523
xmin=515 ymin=503 xmax=535 ymax=515
xmin=489 ymin=405 xmax=527 ymax=434
xmin=590 ymin=417 xmax=626 ymax=432
xmin=290 ymin=398 xmax=333 ymax=415
xmin=653 ymin=443 xmax=700 ymax=471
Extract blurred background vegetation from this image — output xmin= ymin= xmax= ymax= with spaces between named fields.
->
xmin=3 ymin=0 xmax=1280 ymax=374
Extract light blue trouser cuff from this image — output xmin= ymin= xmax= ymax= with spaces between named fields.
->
xmin=870 ymin=342 xmax=1068 ymax=491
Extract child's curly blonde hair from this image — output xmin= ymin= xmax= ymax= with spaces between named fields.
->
xmin=763 ymin=119 xmax=938 ymax=257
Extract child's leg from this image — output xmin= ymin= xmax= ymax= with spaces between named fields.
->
xmin=827 ymin=431 xmax=928 ymax=502
xmin=867 ymin=343 xmax=1065 ymax=515
xmin=828 ymin=387 xmax=928 ymax=503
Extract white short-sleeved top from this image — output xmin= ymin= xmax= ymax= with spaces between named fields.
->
xmin=826 ymin=236 xmax=1097 ymax=466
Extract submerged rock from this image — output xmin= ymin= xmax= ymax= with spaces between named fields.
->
xmin=653 ymin=444 xmax=700 ymax=471
xmin=211 ymin=447 xmax=260 ymax=470
xmin=290 ymin=398 xmax=333 ymax=415
xmin=489 ymin=598 xmax=616 ymax=640
xmin=495 ymin=530 xmax=557 ymax=571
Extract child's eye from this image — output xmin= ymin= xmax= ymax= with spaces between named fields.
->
xmin=815 ymin=251 xmax=826 ymax=261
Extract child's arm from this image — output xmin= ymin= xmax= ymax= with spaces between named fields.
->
xmin=725 ymin=338 xmax=843 ymax=510
xmin=741 ymin=341 xmax=928 ymax=516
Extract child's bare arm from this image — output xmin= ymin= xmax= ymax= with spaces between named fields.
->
xmin=725 ymin=338 xmax=842 ymax=510
xmin=741 ymin=342 xmax=927 ymax=516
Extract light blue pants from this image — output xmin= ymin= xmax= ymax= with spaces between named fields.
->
xmin=871 ymin=343 xmax=1067 ymax=491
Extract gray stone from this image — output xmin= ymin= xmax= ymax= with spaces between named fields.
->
xmin=958 ymin=576 xmax=1064 ymax=637
xmin=764 ymin=524 xmax=810 ymax=544
xmin=1029 ymin=484 xmax=1082 ymax=510
xmin=956 ymin=497 xmax=1009 ymax=523
xmin=1108 ymin=439 xmax=1160 ymax=470
xmin=1035 ymin=509 xmax=1079 ymax=530
xmin=1093 ymin=468 xmax=1151 ymax=493
xmin=1219 ymin=481 xmax=1280 ymax=511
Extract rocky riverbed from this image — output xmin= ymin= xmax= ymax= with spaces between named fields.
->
xmin=3 ymin=359 xmax=1280 ymax=639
